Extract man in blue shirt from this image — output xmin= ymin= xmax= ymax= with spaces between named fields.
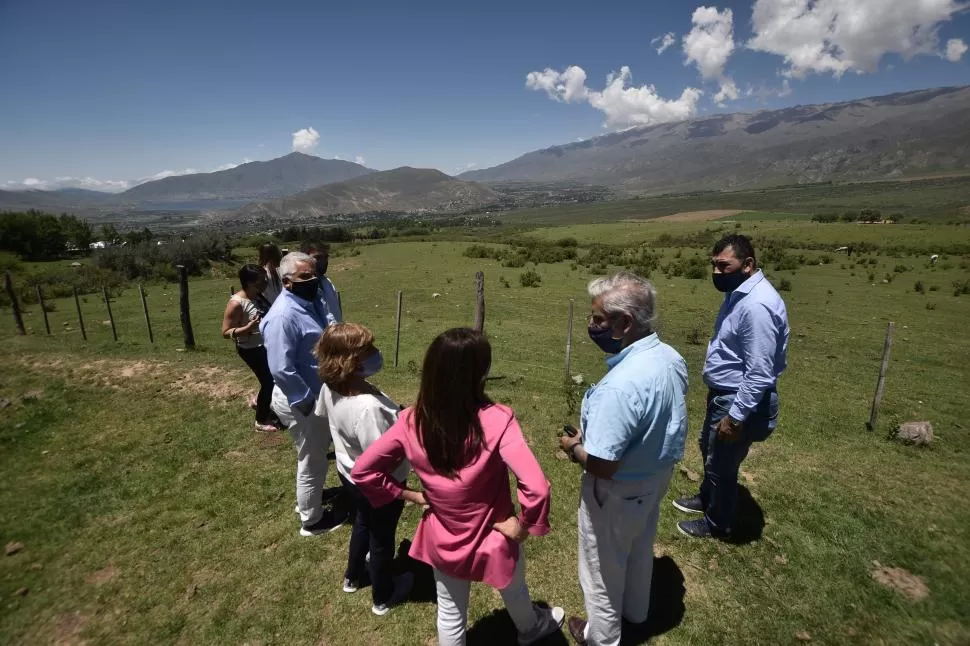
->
xmin=302 ymin=242 xmax=342 ymax=324
xmin=674 ymin=234 xmax=790 ymax=540
xmin=559 ymin=272 xmax=688 ymax=646
xmin=262 ymin=251 xmax=347 ymax=536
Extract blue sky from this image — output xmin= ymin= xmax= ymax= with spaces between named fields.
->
xmin=1 ymin=0 xmax=968 ymax=191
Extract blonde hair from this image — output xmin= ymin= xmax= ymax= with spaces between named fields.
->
xmin=315 ymin=323 xmax=375 ymax=392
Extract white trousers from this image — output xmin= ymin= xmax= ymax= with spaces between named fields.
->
xmin=272 ymin=386 xmax=330 ymax=525
xmin=577 ymin=467 xmax=674 ymax=646
xmin=433 ymin=553 xmax=539 ymax=646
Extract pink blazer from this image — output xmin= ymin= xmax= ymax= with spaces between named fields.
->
xmin=351 ymin=403 xmax=551 ymax=589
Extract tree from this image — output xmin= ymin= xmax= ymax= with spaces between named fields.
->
xmin=100 ymin=224 xmax=120 ymax=243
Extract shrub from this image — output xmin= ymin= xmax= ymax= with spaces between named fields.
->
xmin=778 ymin=278 xmax=792 ymax=292
xmin=925 ymin=302 xmax=937 ymax=310
xmin=867 ymin=272 xmax=876 ymax=283
xmin=499 ymin=276 xmax=510 ymax=289
xmin=502 ymin=255 xmax=526 ymax=268
xmin=519 ymin=270 xmax=542 ymax=288
xmin=914 ymin=281 xmax=925 ymax=294
xmin=929 ymin=285 xmax=940 ymax=292
xmin=893 ymin=264 xmax=909 ymax=273
xmin=953 ymin=280 xmax=970 ymax=297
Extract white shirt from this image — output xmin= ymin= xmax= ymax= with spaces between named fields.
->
xmin=315 ymin=384 xmax=409 ymax=485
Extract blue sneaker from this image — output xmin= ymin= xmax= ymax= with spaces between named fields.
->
xmin=672 ymin=495 xmax=704 ymax=514
xmin=677 ymin=518 xmax=729 ymax=540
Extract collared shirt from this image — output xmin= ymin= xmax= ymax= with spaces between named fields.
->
xmin=581 ymin=333 xmax=689 ymax=481
xmin=703 ymin=269 xmax=790 ymax=422
xmin=318 ymin=276 xmax=342 ymax=325
xmin=260 ymin=289 xmax=329 ymax=408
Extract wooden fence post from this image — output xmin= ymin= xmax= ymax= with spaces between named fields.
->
xmin=102 ymin=286 xmax=118 ymax=341
xmin=564 ymin=298 xmax=574 ymax=379
xmin=177 ymin=265 xmax=195 ymax=349
xmin=474 ymin=271 xmax=485 ymax=333
xmin=394 ymin=290 xmax=403 ymax=368
xmin=73 ymin=287 xmax=87 ymax=341
xmin=35 ymin=286 xmax=50 ymax=335
xmin=3 ymin=272 xmax=25 ymax=335
xmin=139 ymin=284 xmax=154 ymax=344
xmin=867 ymin=322 xmax=895 ymax=431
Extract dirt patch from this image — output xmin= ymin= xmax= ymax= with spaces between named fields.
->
xmin=172 ymin=366 xmax=250 ymax=401
xmin=653 ymin=209 xmax=746 ymax=223
xmin=17 ymin=356 xmax=251 ymax=404
xmin=870 ymin=561 xmax=929 ymax=600
xmin=86 ymin=565 xmax=119 ymax=585
xmin=53 ymin=611 xmax=89 ymax=645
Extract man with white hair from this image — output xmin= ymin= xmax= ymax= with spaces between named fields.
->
xmin=261 ymin=251 xmax=347 ymax=536
xmin=559 ymin=272 xmax=688 ymax=646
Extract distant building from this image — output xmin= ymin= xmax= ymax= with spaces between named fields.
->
xmin=89 ymin=241 xmax=107 ymax=249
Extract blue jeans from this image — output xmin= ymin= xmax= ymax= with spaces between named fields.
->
xmin=340 ymin=474 xmax=404 ymax=606
xmin=699 ymin=389 xmax=778 ymax=534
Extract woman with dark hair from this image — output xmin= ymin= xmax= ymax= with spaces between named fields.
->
xmin=352 ymin=328 xmax=564 ymax=645
xmin=221 ymin=264 xmax=278 ymax=432
xmin=259 ymin=243 xmax=284 ymax=304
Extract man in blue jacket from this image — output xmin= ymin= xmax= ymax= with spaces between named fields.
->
xmin=674 ymin=234 xmax=789 ymax=539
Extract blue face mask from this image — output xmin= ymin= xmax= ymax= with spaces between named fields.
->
xmin=357 ymin=350 xmax=384 ymax=377
xmin=588 ymin=324 xmax=623 ymax=354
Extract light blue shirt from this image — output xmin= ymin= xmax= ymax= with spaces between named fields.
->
xmin=260 ymin=289 xmax=329 ymax=408
xmin=580 ymin=334 xmax=689 ymax=481
xmin=703 ymin=269 xmax=790 ymax=422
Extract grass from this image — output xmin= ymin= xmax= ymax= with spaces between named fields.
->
xmin=2 ymin=222 xmax=970 ymax=645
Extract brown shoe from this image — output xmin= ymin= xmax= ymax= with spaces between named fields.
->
xmin=567 ymin=617 xmax=588 ymax=645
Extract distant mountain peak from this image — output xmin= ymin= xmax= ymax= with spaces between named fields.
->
xmin=461 ymin=85 xmax=970 ymax=191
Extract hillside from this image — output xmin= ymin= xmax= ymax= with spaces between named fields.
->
xmin=120 ymin=153 xmax=374 ymax=202
xmin=461 ymin=86 xmax=970 ymax=192
xmin=236 ymin=167 xmax=500 ymax=219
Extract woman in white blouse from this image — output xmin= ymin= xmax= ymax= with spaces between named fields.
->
xmin=314 ymin=322 xmax=412 ymax=616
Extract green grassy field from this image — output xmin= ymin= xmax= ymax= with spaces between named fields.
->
xmin=2 ymin=221 xmax=970 ymax=645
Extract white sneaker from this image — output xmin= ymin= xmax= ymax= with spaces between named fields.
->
xmin=343 ymin=578 xmax=359 ymax=593
xmin=372 ymin=572 xmax=414 ymax=617
xmin=518 ymin=605 xmax=565 ymax=646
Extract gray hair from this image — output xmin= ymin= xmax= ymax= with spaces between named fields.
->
xmin=587 ymin=272 xmax=657 ymax=335
xmin=279 ymin=251 xmax=314 ymax=279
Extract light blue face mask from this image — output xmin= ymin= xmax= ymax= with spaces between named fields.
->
xmin=357 ymin=350 xmax=384 ymax=377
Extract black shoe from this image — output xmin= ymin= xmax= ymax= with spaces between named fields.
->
xmin=567 ymin=617 xmax=588 ymax=645
xmin=677 ymin=518 xmax=729 ymax=540
xmin=672 ymin=495 xmax=704 ymax=514
xmin=300 ymin=509 xmax=349 ymax=536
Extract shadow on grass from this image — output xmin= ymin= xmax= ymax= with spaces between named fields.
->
xmin=466 ymin=601 xmax=570 ymax=646
xmin=724 ymin=485 xmax=765 ymax=545
xmin=392 ymin=539 xmax=437 ymax=603
xmin=620 ymin=555 xmax=686 ymax=645
xmin=459 ymin=556 xmax=686 ymax=646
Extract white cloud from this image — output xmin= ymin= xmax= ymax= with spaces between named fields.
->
xmin=354 ymin=155 xmax=366 ymax=166
xmin=945 ymin=38 xmax=968 ymax=62
xmin=652 ymin=32 xmax=677 ymax=55
xmin=748 ymin=0 xmax=966 ymax=78
xmin=291 ymin=126 xmax=320 ymax=153
xmin=714 ymin=78 xmax=739 ymax=106
xmin=683 ymin=7 xmax=735 ymax=80
xmin=526 ymin=66 xmax=589 ymax=103
xmin=455 ymin=162 xmax=478 ymax=173
xmin=744 ymin=79 xmax=793 ymax=101
xmin=23 ymin=178 xmax=43 ymax=187
xmin=142 ymin=168 xmax=199 ymax=182
xmin=527 ymin=65 xmax=702 ymax=128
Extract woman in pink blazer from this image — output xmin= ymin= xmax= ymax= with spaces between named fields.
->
xmin=351 ymin=328 xmax=564 ymax=646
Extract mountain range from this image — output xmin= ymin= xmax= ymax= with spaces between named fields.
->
xmin=235 ymin=167 xmax=500 ymax=219
xmin=462 ymin=85 xmax=970 ymax=191
xmin=3 ymin=85 xmax=969 ymax=220
xmin=119 ymin=152 xmax=373 ymax=202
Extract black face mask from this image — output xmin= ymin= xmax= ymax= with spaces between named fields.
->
xmin=288 ymin=277 xmax=320 ymax=301
xmin=712 ymin=269 xmax=748 ymax=293
xmin=315 ymin=257 xmax=328 ymax=277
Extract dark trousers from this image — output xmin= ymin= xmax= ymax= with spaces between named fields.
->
xmin=236 ymin=345 xmax=275 ymax=424
xmin=699 ymin=389 xmax=778 ymax=533
xmin=340 ymin=474 xmax=404 ymax=606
